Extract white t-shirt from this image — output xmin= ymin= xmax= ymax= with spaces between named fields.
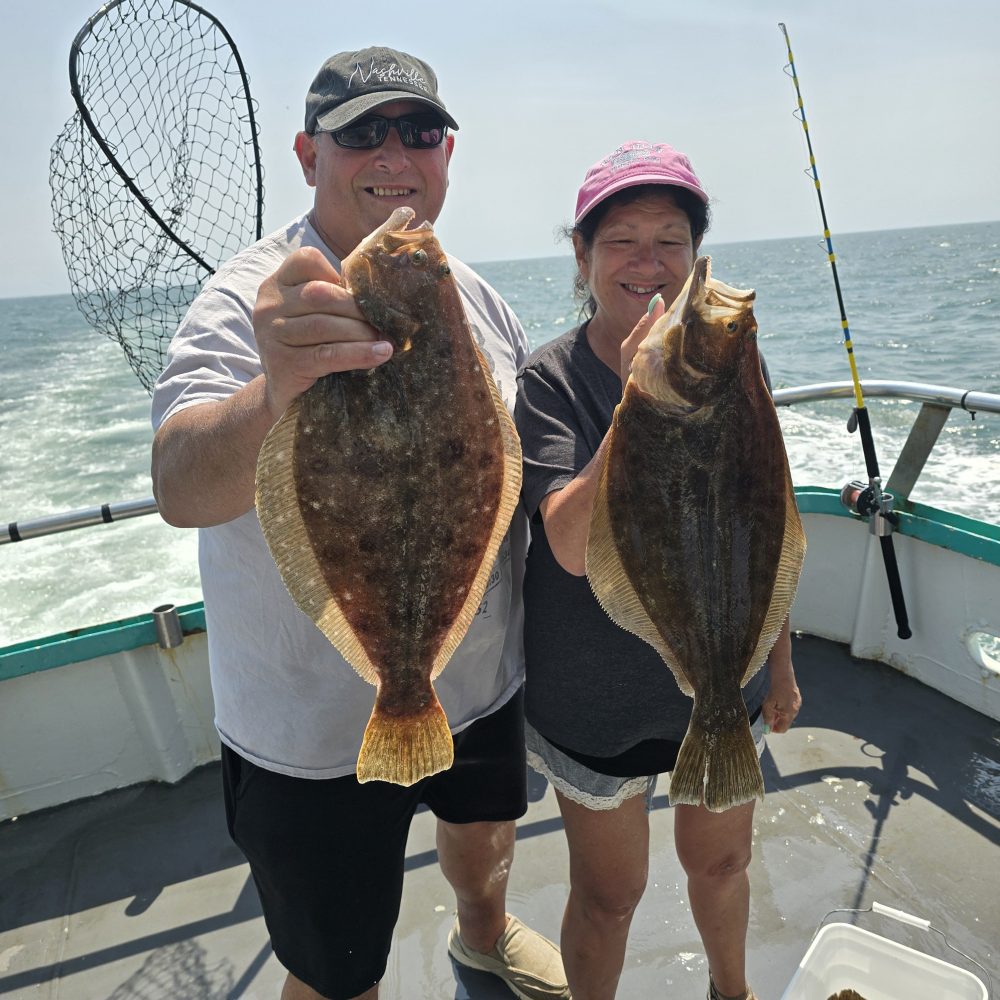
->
xmin=152 ymin=214 xmax=529 ymax=778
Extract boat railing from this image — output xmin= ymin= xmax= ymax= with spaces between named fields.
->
xmin=772 ymin=378 xmax=1000 ymax=414
xmin=773 ymin=379 xmax=1000 ymax=509
xmin=3 ymin=496 xmax=159 ymax=545
xmin=3 ymin=379 xmax=999 ymax=545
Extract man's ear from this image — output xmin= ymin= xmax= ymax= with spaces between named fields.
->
xmin=294 ymin=131 xmax=318 ymax=187
xmin=444 ymin=131 xmax=455 ymax=164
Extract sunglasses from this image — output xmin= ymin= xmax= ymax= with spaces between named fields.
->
xmin=320 ymin=112 xmax=448 ymax=150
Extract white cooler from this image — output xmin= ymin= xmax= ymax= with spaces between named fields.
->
xmin=779 ymin=903 xmax=990 ymax=1000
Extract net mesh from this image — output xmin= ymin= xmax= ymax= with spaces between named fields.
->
xmin=50 ymin=0 xmax=264 ymax=393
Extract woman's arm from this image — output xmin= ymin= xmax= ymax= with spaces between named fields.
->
xmin=760 ymin=619 xmax=801 ymax=733
xmin=537 ymin=297 xmax=666 ymax=576
xmin=537 ymin=437 xmax=610 ymax=576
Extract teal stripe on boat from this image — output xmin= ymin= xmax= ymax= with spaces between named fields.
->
xmin=0 ymin=603 xmax=206 ymax=682
xmin=2 ymin=491 xmax=998 ymax=682
xmin=794 ymin=486 xmax=1000 ymax=566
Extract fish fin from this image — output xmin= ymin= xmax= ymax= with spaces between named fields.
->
xmin=669 ymin=705 xmax=765 ymax=812
xmin=430 ymin=350 xmax=523 ymax=679
xmin=255 ymin=400 xmax=380 ymax=686
xmin=740 ymin=467 xmax=808 ymax=686
xmin=586 ymin=433 xmax=694 ymax=696
xmin=356 ymin=685 xmax=454 ymax=785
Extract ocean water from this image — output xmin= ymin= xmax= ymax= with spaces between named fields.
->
xmin=1 ymin=221 xmax=998 ymax=647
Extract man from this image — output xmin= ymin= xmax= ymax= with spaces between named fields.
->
xmin=151 ymin=46 xmax=568 ymax=1000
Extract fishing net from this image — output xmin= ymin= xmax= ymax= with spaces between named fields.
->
xmin=49 ymin=0 xmax=264 ymax=393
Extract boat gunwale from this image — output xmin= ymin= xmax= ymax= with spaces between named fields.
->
xmin=0 ymin=602 xmax=206 ymax=681
xmin=2 ymin=493 xmax=998 ymax=682
xmin=3 ymin=377 xmax=999 ymax=681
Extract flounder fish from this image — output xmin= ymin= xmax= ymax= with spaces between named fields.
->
xmin=255 ymin=207 xmax=522 ymax=786
xmin=586 ymin=256 xmax=805 ymax=812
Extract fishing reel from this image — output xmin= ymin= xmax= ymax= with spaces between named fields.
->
xmin=840 ymin=478 xmax=899 ymax=537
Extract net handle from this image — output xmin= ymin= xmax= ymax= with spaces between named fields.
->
xmin=68 ymin=0 xmax=265 ymax=275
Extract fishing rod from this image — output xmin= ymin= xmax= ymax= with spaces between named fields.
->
xmin=778 ymin=22 xmax=912 ymax=640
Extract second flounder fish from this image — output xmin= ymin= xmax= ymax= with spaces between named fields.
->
xmin=587 ymin=256 xmax=805 ymax=812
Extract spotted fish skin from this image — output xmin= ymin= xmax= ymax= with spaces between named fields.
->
xmin=256 ymin=208 xmax=522 ymax=786
xmin=586 ymin=256 xmax=805 ymax=812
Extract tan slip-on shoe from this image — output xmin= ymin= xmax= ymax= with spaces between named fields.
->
xmin=447 ymin=915 xmax=570 ymax=1000
xmin=708 ymin=975 xmax=758 ymax=1000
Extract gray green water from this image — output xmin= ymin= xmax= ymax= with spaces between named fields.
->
xmin=1 ymin=221 xmax=997 ymax=646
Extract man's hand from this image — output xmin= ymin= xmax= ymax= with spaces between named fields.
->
xmin=153 ymin=247 xmax=397 ymax=528
xmin=254 ymin=246 xmax=393 ymax=420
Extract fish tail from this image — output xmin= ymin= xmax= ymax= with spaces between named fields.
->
xmin=355 ymin=687 xmax=454 ymax=786
xmin=669 ymin=709 xmax=765 ymax=812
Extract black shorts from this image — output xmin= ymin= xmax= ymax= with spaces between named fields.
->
xmin=545 ymin=706 xmax=762 ymax=777
xmin=222 ymin=687 xmax=527 ymax=999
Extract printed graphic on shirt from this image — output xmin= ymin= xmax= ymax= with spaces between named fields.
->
xmin=475 ymin=537 xmax=510 ymax=621
xmin=466 ymin=317 xmax=504 ymax=397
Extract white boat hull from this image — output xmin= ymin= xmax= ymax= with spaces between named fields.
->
xmin=2 ymin=498 xmax=999 ymax=821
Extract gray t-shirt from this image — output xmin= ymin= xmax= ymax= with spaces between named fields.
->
xmin=152 ymin=214 xmax=529 ymax=779
xmin=514 ymin=323 xmax=768 ymax=759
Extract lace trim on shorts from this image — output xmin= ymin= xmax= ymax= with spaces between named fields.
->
xmin=525 ymin=714 xmax=768 ymax=813
xmin=525 ymin=720 xmax=655 ymax=811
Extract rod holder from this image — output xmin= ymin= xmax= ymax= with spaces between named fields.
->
xmin=152 ymin=604 xmax=184 ymax=649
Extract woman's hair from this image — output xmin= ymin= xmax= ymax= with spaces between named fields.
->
xmin=566 ymin=184 xmax=712 ymax=319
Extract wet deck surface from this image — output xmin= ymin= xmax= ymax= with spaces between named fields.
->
xmin=2 ymin=634 xmax=998 ymax=999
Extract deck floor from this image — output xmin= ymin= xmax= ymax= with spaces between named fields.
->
xmin=1 ymin=634 xmax=998 ymax=999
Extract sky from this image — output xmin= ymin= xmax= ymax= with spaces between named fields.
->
xmin=2 ymin=0 xmax=999 ymax=300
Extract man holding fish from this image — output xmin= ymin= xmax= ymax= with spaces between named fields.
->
xmin=151 ymin=47 xmax=568 ymax=1000
xmin=515 ymin=142 xmax=804 ymax=1000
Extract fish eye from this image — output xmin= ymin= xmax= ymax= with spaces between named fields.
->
xmin=438 ymin=262 xmax=451 ymax=277
xmin=412 ymin=249 xmax=428 ymax=266
xmin=726 ymin=320 xmax=738 ymax=332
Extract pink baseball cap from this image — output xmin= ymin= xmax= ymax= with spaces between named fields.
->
xmin=574 ymin=141 xmax=709 ymax=224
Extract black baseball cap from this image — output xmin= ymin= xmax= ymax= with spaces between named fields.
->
xmin=304 ymin=46 xmax=459 ymax=134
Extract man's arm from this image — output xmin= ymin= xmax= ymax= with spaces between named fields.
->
xmin=152 ymin=246 xmax=392 ymax=528
xmin=152 ymin=376 xmax=276 ymax=527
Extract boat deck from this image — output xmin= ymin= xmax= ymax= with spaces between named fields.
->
xmin=1 ymin=634 xmax=997 ymax=999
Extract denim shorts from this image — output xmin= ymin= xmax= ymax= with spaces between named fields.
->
xmin=525 ymin=714 xmax=768 ymax=812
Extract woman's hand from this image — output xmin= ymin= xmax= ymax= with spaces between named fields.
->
xmin=761 ymin=621 xmax=801 ymax=734
xmin=619 ymin=293 xmax=665 ymax=384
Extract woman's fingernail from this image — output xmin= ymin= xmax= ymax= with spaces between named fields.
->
xmin=373 ymin=341 xmax=392 ymax=358
xmin=763 ymin=724 xmax=771 ymax=735
xmin=647 ymin=293 xmax=663 ymax=315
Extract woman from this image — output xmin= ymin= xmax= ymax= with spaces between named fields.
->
xmin=514 ymin=141 xmax=802 ymax=1000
